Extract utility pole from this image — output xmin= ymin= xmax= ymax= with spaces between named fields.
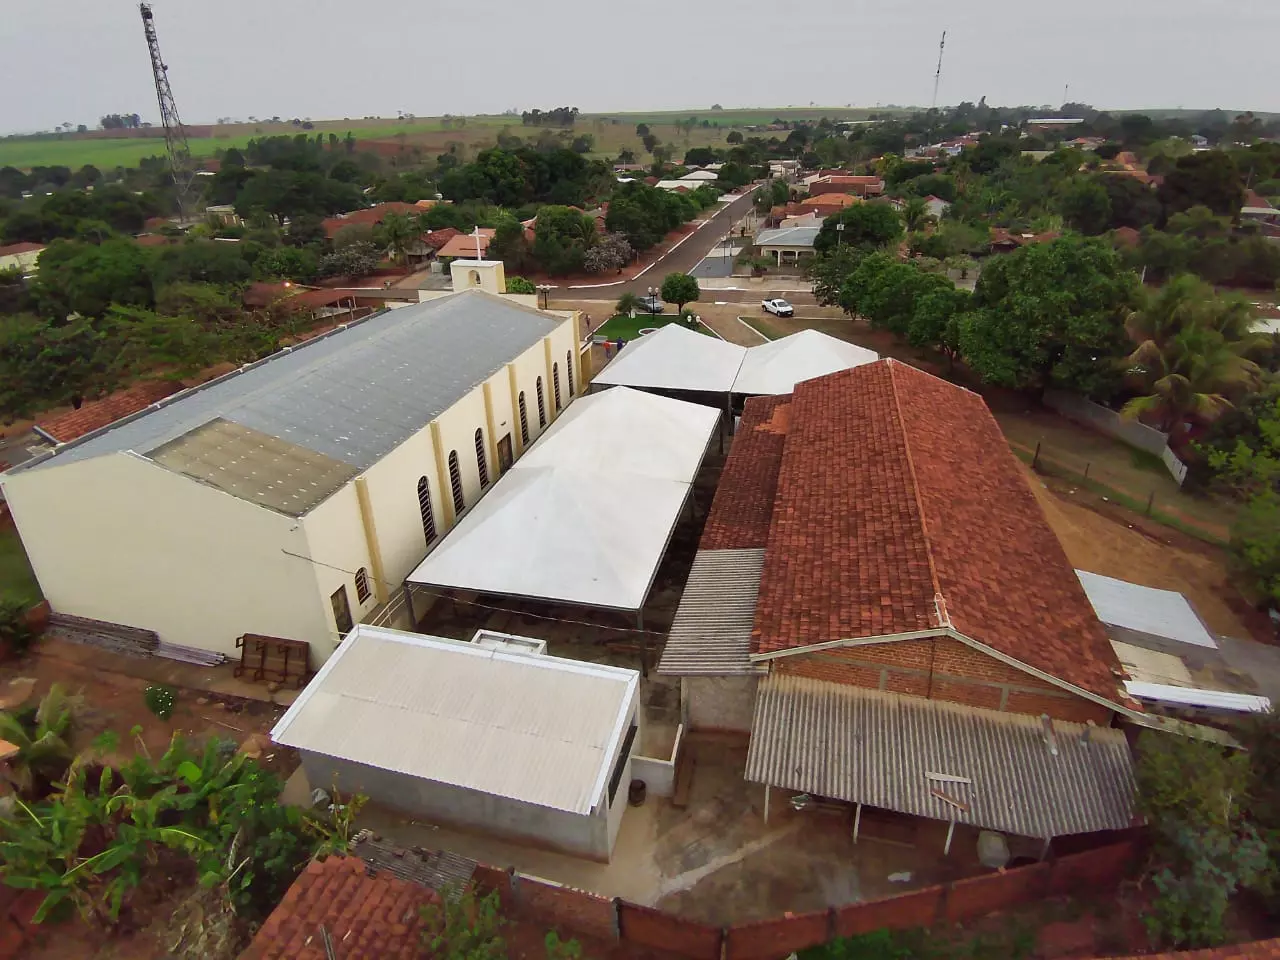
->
xmin=139 ymin=3 xmax=195 ymax=220
xmin=931 ymin=31 xmax=947 ymax=111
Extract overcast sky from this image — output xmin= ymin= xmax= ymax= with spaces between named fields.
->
xmin=2 ymin=0 xmax=1276 ymax=134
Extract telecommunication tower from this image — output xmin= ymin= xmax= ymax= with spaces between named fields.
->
xmin=139 ymin=3 xmax=195 ymax=217
xmin=931 ymin=31 xmax=947 ymax=110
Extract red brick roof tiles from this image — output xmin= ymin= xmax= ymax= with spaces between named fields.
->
xmin=700 ymin=396 xmax=791 ymax=551
xmin=36 ymin=380 xmax=183 ymax=443
xmin=242 ymin=856 xmax=436 ymax=960
xmin=322 ymin=202 xmax=421 ymax=238
xmin=751 ymin=359 xmax=1125 ymax=704
xmin=0 ymin=242 xmax=45 ymax=257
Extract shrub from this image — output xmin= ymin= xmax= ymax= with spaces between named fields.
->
xmin=505 ymin=276 xmax=536 ymax=294
xmin=144 ymin=684 xmax=177 ymax=720
xmin=0 ymin=595 xmax=34 ymax=654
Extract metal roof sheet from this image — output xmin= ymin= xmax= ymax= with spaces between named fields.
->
xmin=755 ymin=227 xmax=822 ymax=248
xmin=272 ymin=626 xmax=638 ymax=816
xmin=21 ymin=291 xmax=559 ymax=474
xmin=592 ymin=325 xmax=747 ymax=393
xmin=1123 ymin=681 xmax=1271 ymax=713
xmin=731 ymin=329 xmax=879 ymax=395
xmin=1076 ymin=570 xmax=1217 ymax=649
xmin=745 ymin=674 xmax=1136 ymax=839
xmin=658 ymin=548 xmax=767 ymax=676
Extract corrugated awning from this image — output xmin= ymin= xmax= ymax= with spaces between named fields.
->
xmin=658 ymin=548 xmax=767 ymax=676
xmin=745 ymin=675 xmax=1136 ymax=839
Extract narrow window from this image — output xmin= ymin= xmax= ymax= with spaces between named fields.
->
xmin=518 ymin=391 xmax=529 ymax=446
xmin=474 ymin=428 xmax=489 ymax=488
xmin=417 ymin=476 xmax=437 ymax=543
xmin=448 ymin=451 xmax=465 ymax=515
xmin=553 ymin=363 xmax=562 ymax=412
xmin=330 ymin=585 xmax=353 ymax=636
xmin=566 ymin=351 xmax=575 ymax=397
xmin=536 ymin=377 xmax=547 ymax=427
xmin=607 ymin=721 xmax=640 ymax=804
xmin=354 ymin=567 xmax=371 ymax=604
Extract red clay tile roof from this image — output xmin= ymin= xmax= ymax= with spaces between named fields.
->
xmin=133 ymin=233 xmax=175 ymax=247
xmin=242 ymin=856 xmax=436 ymax=960
xmin=422 ymin=227 xmax=460 ymax=249
xmin=0 ymin=242 xmax=45 ymax=257
xmin=700 ymin=396 xmax=791 ymax=551
xmin=751 ymin=360 xmax=1125 ymax=704
xmin=322 ymin=202 xmax=421 ymax=238
xmin=434 ymin=229 xmax=495 ymax=259
xmin=243 ymin=281 xmax=300 ymax=307
xmin=36 ymin=380 xmax=182 ymax=443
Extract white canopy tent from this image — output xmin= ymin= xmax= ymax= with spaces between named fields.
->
xmin=406 ymin=387 xmax=720 ymax=616
xmin=1076 ymin=570 xmax=1217 ymax=649
xmin=590 ymin=327 xmax=879 ymax=397
xmin=730 ymin=329 xmax=880 ymax=395
xmin=591 ymin=324 xmax=746 ymax=394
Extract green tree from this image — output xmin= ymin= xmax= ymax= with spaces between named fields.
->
xmin=615 ymin=292 xmax=641 ymax=316
xmin=0 ymin=685 xmax=79 ymax=797
xmin=958 ymin=235 xmax=1139 ymax=397
xmin=813 ymin=203 xmax=903 ymax=255
xmin=1099 ymin=174 xmax=1163 ymax=229
xmin=909 ymin=279 xmax=970 ymax=366
xmin=859 ymin=261 xmax=925 ymax=335
xmin=900 ymin=197 xmax=931 ymax=232
xmin=378 ymin=212 xmax=418 ymax=266
xmin=505 ymin=276 xmax=536 ymax=294
xmin=1059 ymin=177 xmax=1113 ymax=235
xmin=489 ymin=219 xmax=532 ymax=272
xmin=317 ymin=242 xmax=379 ymax=280
xmin=1159 ymin=152 xmax=1246 ymax=218
xmin=726 ymin=131 xmax=743 ymax=145
xmin=807 ymin=247 xmax=863 ymax=307
xmin=660 ymin=272 xmax=700 ymax=313
xmin=151 ymin=240 xmax=252 ymax=287
xmin=33 ymin=239 xmax=155 ymax=319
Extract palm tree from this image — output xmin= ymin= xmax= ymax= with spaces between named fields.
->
xmin=0 ymin=684 xmax=80 ymax=797
xmin=615 ymin=292 xmax=641 ymax=317
xmin=1121 ymin=275 xmax=1263 ymax=433
xmin=902 ymin=197 xmax=932 ymax=233
xmin=379 ymin=212 xmax=418 ymax=267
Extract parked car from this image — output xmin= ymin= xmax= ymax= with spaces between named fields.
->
xmin=637 ymin=295 xmax=664 ymax=314
xmin=762 ymin=298 xmax=794 ymax=317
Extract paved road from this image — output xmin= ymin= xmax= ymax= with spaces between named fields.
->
xmin=611 ymin=189 xmax=760 ymax=296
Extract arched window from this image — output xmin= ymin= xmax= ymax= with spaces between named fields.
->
xmin=536 ymin=377 xmax=547 ymax=427
xmin=518 ymin=391 xmax=529 ymax=446
xmin=417 ymin=476 xmax=437 ymax=544
xmin=468 ymin=269 xmax=481 ymax=286
xmin=566 ymin=351 xmax=575 ymax=397
xmin=474 ymin=428 xmax=489 ymax=488
xmin=553 ymin=363 xmax=562 ymax=412
xmin=354 ymin=567 xmax=371 ymax=604
xmin=448 ymin=451 xmax=465 ymax=515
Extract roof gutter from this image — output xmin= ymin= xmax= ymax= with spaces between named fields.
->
xmin=749 ymin=627 xmax=951 ymax=662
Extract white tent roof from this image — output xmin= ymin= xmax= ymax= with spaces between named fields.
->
xmin=1123 ymin=680 xmax=1270 ymax=714
xmin=406 ymin=387 xmax=719 ymax=611
xmin=731 ymin=329 xmax=880 ymax=395
xmin=591 ymin=328 xmax=881 ymax=397
xmin=1076 ymin=570 xmax=1217 ymax=649
xmin=591 ymin=324 xmax=747 ymax=393
xmin=518 ymin=383 xmax=724 ymax=481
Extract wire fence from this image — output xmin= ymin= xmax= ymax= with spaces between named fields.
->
xmin=1012 ymin=439 xmax=1234 ymax=546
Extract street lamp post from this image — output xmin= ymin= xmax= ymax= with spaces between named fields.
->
xmin=648 ymin=285 xmax=657 ymax=318
xmin=836 ymin=221 xmax=846 ymax=248
xmin=536 ymin=284 xmax=551 ymax=310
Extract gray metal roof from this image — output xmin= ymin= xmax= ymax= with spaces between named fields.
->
xmin=658 ymin=548 xmax=767 ymax=676
xmin=20 ymin=291 xmax=559 ymax=474
xmin=1076 ymin=570 xmax=1217 ymax=649
xmin=755 ymin=227 xmax=821 ymax=248
xmin=745 ymin=674 xmax=1136 ymax=839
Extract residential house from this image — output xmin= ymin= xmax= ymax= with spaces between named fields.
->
xmin=1025 ymin=118 xmax=1086 ymax=131
xmin=34 ymin=381 xmax=185 ymax=446
xmin=790 ymin=193 xmax=859 ymax=217
xmin=779 ymin=211 xmax=822 ymax=229
xmin=806 ymin=175 xmax=885 ymax=198
xmin=659 ymin=360 xmax=1142 ymax=848
xmin=271 ymin=625 xmax=640 ymax=861
xmin=321 ymin=201 xmax=422 ymax=240
xmin=990 ymin=227 xmax=1060 ymax=251
xmin=0 ymin=242 xmax=45 ymax=274
xmin=1241 ymin=190 xmax=1280 ymax=227
xmin=204 ymin=204 xmax=241 ymax=227
xmin=678 ymin=170 xmax=719 ymax=183
xmin=922 ymin=195 xmax=951 ymax=220
xmin=655 ymin=180 xmax=695 ymax=192
xmin=2 ymin=283 xmax=583 ymax=665
xmin=241 ymin=282 xmax=363 ymax=324
xmin=754 ymin=225 xmax=821 ymax=266
xmin=433 ymin=228 xmax=496 ymax=260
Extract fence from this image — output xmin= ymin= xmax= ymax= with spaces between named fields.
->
xmin=1042 ymin=389 xmax=1188 ymax=486
xmin=474 ymin=840 xmax=1141 ymax=960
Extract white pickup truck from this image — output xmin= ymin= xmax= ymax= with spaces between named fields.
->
xmin=761 ymin=298 xmax=794 ymax=317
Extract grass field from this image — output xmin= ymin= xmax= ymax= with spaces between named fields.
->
xmin=595 ymin=313 xmax=713 ymax=340
xmin=0 ymin=106 xmax=901 ymax=170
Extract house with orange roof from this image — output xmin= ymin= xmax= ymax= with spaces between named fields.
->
xmin=0 ymin=241 xmax=45 ymax=274
xmin=658 ymin=360 xmax=1144 ymax=851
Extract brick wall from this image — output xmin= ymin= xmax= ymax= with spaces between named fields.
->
xmin=724 ymin=909 xmax=832 ymax=960
xmin=944 ymin=862 xmax=1051 ymax=921
xmin=515 ymin=875 xmax=618 ymax=943
xmin=773 ymin=637 xmax=1114 ymax=725
xmin=831 ymin=886 xmax=945 ymax=940
xmin=617 ymin=901 xmax=723 ymax=959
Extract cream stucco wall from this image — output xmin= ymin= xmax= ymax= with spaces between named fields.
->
xmin=0 ymin=249 xmax=42 ymax=273
xmin=1 ymin=452 xmax=330 ymax=658
xmin=300 ymin=483 xmax=377 ymax=657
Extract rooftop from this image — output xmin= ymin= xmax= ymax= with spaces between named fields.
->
xmin=271 ymin=626 xmax=639 ymax=816
xmin=755 ymin=226 xmax=821 ymax=248
xmin=0 ymin=241 xmax=45 ymax=256
xmin=751 ymin=360 xmax=1125 ymax=704
xmin=35 ymin=380 xmax=183 ymax=444
xmin=16 ymin=291 xmax=560 ymax=483
xmin=433 ymin=229 xmax=495 ymax=259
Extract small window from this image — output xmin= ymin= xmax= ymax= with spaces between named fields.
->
xmin=553 ymin=363 xmax=562 ymax=412
xmin=417 ymin=476 xmax=437 ymax=543
xmin=518 ymin=391 xmax=529 ymax=446
xmin=607 ymin=721 xmax=639 ymax=805
xmin=536 ymin=377 xmax=547 ymax=427
xmin=474 ymin=428 xmax=489 ymax=488
xmin=330 ymin=585 xmax=353 ymax=636
xmin=354 ymin=567 xmax=371 ymax=604
xmin=448 ymin=450 xmax=465 ymax=515
xmin=566 ymin=351 xmax=575 ymax=397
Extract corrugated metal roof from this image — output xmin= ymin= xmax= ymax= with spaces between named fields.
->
xmin=745 ymin=674 xmax=1136 ymax=839
xmin=1124 ymin=681 xmax=1271 ymax=713
xmin=658 ymin=548 xmax=767 ymax=676
xmin=271 ymin=625 xmax=638 ymax=816
xmin=19 ymin=291 xmax=559 ymax=474
xmin=755 ymin=226 xmax=821 ymax=248
xmin=1076 ymin=570 xmax=1217 ymax=649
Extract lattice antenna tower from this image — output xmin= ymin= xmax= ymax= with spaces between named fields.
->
xmin=931 ymin=31 xmax=947 ymax=110
xmin=140 ymin=3 xmax=195 ymax=218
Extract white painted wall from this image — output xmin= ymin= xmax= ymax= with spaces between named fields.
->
xmin=2 ymin=452 xmax=329 ymax=658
